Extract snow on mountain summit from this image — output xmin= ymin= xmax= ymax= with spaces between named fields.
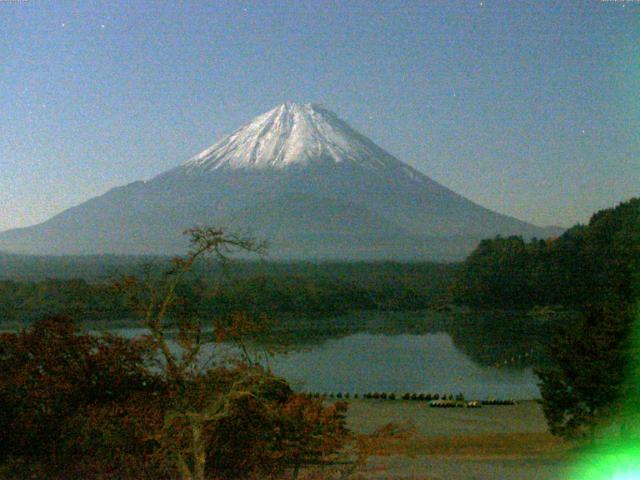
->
xmin=181 ymin=103 xmax=403 ymax=172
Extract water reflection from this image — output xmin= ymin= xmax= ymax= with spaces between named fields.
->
xmin=267 ymin=332 xmax=540 ymax=399
xmin=262 ymin=310 xmax=551 ymax=369
xmin=112 ymin=310 xmax=549 ymax=400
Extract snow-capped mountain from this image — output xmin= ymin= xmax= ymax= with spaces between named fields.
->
xmin=180 ymin=103 xmax=406 ymax=172
xmin=0 ymin=103 xmax=561 ymax=260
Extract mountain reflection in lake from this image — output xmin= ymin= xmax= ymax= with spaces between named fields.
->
xmin=111 ymin=310 xmax=547 ymax=400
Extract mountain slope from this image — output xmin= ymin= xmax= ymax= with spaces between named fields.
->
xmin=0 ymin=103 xmax=561 ymax=260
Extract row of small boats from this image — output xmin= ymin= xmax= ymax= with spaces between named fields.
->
xmin=304 ymin=391 xmax=517 ymax=407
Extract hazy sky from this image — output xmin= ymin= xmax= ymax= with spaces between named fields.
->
xmin=2 ymin=0 xmax=638 ymax=232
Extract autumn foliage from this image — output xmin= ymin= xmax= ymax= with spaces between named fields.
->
xmin=0 ymin=228 xmax=351 ymax=479
xmin=0 ymin=316 xmax=168 ymax=478
xmin=0 ymin=316 xmax=349 ymax=479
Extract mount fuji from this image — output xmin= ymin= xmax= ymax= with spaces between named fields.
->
xmin=0 ymin=103 xmax=560 ymax=260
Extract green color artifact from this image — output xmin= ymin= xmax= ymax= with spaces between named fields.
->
xmin=569 ymin=302 xmax=640 ymax=479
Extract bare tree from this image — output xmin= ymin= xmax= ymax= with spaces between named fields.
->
xmin=118 ymin=227 xmax=269 ymax=480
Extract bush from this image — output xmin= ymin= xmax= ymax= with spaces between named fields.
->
xmin=0 ymin=316 xmax=168 ymax=478
xmin=0 ymin=317 xmax=350 ymax=479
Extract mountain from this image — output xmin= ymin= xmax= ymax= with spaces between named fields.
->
xmin=0 ymin=103 xmax=562 ymax=260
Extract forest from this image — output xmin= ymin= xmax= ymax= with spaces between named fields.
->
xmin=0 ymin=261 xmax=455 ymax=328
xmin=451 ymin=197 xmax=639 ymax=309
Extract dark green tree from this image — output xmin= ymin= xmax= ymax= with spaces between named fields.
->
xmin=535 ymin=302 xmax=633 ymax=439
xmin=451 ymin=197 xmax=639 ymax=309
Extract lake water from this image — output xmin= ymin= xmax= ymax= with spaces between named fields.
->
xmin=265 ymin=332 xmax=539 ymax=400
xmin=111 ymin=310 xmax=542 ymax=400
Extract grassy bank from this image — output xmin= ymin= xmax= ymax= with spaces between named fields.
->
xmin=344 ymin=399 xmax=574 ymax=480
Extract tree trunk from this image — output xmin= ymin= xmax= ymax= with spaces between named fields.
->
xmin=175 ymin=452 xmax=193 ymax=480
xmin=193 ymin=421 xmax=206 ymax=480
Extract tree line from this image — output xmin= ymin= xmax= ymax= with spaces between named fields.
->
xmin=0 ymin=262 xmax=455 ymax=327
xmin=451 ymin=197 xmax=639 ymax=309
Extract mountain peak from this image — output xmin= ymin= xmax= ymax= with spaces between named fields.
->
xmin=276 ymin=101 xmax=319 ymax=111
xmin=180 ymin=102 xmax=401 ymax=173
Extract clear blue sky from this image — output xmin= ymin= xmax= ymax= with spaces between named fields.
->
xmin=1 ymin=0 xmax=638 ymax=232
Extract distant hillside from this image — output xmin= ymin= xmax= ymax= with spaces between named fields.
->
xmin=0 ymin=251 xmax=163 ymax=281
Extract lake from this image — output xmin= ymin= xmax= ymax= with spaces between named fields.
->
xmin=111 ymin=310 xmax=544 ymax=400
xmin=265 ymin=332 xmax=540 ymax=400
